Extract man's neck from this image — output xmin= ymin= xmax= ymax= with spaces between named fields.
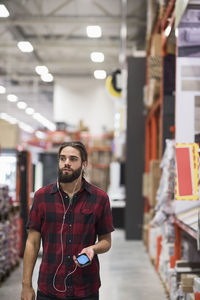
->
xmin=60 ymin=177 xmax=82 ymax=198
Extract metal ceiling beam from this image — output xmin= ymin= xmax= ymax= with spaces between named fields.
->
xmin=47 ymin=0 xmax=74 ymax=16
xmin=0 ymin=15 xmax=146 ymax=26
xmin=0 ymin=38 xmax=133 ymax=49
xmin=92 ymin=1 xmax=115 ymax=17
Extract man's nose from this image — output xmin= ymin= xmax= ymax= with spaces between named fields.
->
xmin=64 ymin=159 xmax=71 ymax=166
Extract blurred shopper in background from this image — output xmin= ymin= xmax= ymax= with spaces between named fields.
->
xmin=21 ymin=141 xmax=114 ymax=300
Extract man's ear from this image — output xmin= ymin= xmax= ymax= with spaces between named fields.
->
xmin=82 ymin=161 xmax=87 ymax=170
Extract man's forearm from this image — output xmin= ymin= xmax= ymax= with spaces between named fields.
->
xmin=22 ymin=239 xmax=40 ymax=287
xmin=92 ymin=238 xmax=111 ymax=255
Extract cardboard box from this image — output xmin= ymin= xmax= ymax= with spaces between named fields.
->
xmin=181 ymin=274 xmax=198 ymax=293
xmin=146 ymin=78 xmax=160 ymax=108
xmin=142 ymin=224 xmax=148 ymax=247
xmin=142 ymin=172 xmax=149 ymax=198
xmin=148 ymin=160 xmax=161 ymax=207
xmin=0 ymin=120 xmax=19 ymax=148
xmin=151 ymin=34 xmax=162 ymax=56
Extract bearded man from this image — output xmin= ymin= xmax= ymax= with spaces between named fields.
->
xmin=21 ymin=141 xmax=114 ymax=300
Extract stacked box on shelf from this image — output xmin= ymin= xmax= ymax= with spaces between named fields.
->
xmin=142 ymin=160 xmax=162 ymax=208
xmin=148 ymin=226 xmax=162 ymax=265
xmin=142 ymin=209 xmax=154 ymax=248
xmin=0 ymin=184 xmax=10 ymax=215
xmin=146 ymin=0 xmax=159 ymax=39
xmin=149 ymin=160 xmax=162 ymax=207
xmin=90 ymin=167 xmax=110 ymax=192
xmin=171 ymin=261 xmax=200 ymax=299
xmin=9 ymin=213 xmax=20 ymax=267
xmin=0 ymin=184 xmax=20 ymax=281
xmin=0 ymin=120 xmax=19 ymax=149
xmin=194 ymin=277 xmax=200 ymax=299
xmin=159 ymin=241 xmax=174 ymax=283
xmin=89 ymin=142 xmax=112 ymax=192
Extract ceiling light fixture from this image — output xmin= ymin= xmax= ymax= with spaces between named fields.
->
xmin=164 ymin=25 xmax=172 ymax=37
xmin=35 ymin=130 xmax=47 ymax=139
xmin=0 ymin=85 xmax=6 ymax=94
xmin=35 ymin=65 xmax=49 ymax=75
xmin=17 ymin=101 xmax=27 ymax=110
xmin=25 ymin=107 xmax=35 ymax=115
xmin=18 ymin=121 xmax=34 ymax=133
xmin=0 ymin=4 xmax=9 ymax=18
xmin=0 ymin=113 xmax=17 ymax=124
xmin=33 ymin=112 xmax=56 ymax=131
xmin=41 ymin=73 xmax=54 ymax=83
xmin=94 ymin=70 xmax=106 ymax=79
xmin=7 ymin=94 xmax=18 ymax=102
xmin=86 ymin=26 xmax=102 ymax=38
xmin=90 ymin=52 xmax=104 ymax=63
xmin=0 ymin=113 xmax=34 ymax=133
xmin=17 ymin=41 xmax=34 ymax=53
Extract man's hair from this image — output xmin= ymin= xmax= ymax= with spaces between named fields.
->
xmin=58 ymin=141 xmax=88 ymax=163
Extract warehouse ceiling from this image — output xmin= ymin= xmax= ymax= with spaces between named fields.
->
xmin=0 ymin=0 xmax=147 ymax=132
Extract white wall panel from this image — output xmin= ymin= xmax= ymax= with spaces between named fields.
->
xmin=53 ymin=78 xmax=115 ymax=135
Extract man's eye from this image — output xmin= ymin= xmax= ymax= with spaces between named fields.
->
xmin=60 ymin=157 xmax=65 ymax=161
xmin=71 ymin=157 xmax=78 ymax=161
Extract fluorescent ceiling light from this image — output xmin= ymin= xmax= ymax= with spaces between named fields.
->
xmin=35 ymin=65 xmax=49 ymax=75
xmin=17 ymin=41 xmax=34 ymax=53
xmin=17 ymin=101 xmax=27 ymax=110
xmin=35 ymin=130 xmax=47 ymax=139
xmin=94 ymin=70 xmax=106 ymax=79
xmin=25 ymin=107 xmax=35 ymax=115
xmin=33 ymin=112 xmax=56 ymax=131
xmin=41 ymin=73 xmax=54 ymax=82
xmin=7 ymin=94 xmax=18 ymax=102
xmin=0 ymin=113 xmax=17 ymax=124
xmin=90 ymin=52 xmax=104 ymax=63
xmin=18 ymin=121 xmax=34 ymax=133
xmin=164 ymin=25 xmax=172 ymax=37
xmin=0 ymin=113 xmax=34 ymax=133
xmin=0 ymin=4 xmax=9 ymax=17
xmin=0 ymin=85 xmax=6 ymax=94
xmin=86 ymin=26 xmax=102 ymax=38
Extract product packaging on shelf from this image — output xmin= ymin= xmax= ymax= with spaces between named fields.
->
xmin=0 ymin=184 xmax=20 ymax=280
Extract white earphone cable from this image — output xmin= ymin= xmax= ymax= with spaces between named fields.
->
xmin=52 ymin=176 xmax=80 ymax=292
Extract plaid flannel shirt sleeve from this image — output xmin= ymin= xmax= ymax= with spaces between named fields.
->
xmin=96 ymin=195 xmax=114 ymax=235
xmin=26 ymin=190 xmax=44 ymax=232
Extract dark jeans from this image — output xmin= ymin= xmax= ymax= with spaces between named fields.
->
xmin=37 ymin=290 xmax=99 ymax=300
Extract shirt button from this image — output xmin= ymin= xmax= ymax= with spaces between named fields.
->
xmin=68 ymin=255 xmax=70 ymax=259
xmin=69 ymin=239 xmax=72 ymax=243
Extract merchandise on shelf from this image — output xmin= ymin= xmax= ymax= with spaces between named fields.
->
xmin=151 ymin=139 xmax=176 ymax=226
xmin=88 ymin=136 xmax=113 ymax=192
xmin=0 ymin=184 xmax=20 ymax=281
xmin=0 ymin=184 xmax=10 ymax=215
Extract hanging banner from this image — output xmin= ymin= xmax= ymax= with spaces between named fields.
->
xmin=175 ymin=143 xmax=199 ymax=200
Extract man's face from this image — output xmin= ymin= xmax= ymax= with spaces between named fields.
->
xmin=58 ymin=146 xmax=82 ymax=183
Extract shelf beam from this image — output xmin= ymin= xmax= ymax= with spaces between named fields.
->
xmin=175 ymin=218 xmax=197 ymax=240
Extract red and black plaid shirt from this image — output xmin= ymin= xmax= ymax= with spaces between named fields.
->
xmin=27 ymin=179 xmax=114 ymax=299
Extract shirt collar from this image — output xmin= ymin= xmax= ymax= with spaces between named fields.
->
xmin=50 ymin=178 xmax=91 ymax=195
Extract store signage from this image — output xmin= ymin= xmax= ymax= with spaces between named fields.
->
xmin=175 ymin=143 xmax=199 ymax=200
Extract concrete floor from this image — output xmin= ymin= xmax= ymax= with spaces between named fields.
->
xmin=0 ymin=229 xmax=167 ymax=300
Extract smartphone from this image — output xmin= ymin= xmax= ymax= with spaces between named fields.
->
xmin=76 ymin=253 xmax=91 ymax=267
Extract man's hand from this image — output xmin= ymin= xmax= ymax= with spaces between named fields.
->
xmin=73 ymin=246 xmax=95 ymax=267
xmin=21 ymin=285 xmax=35 ymax=300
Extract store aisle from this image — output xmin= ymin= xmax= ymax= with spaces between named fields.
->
xmin=0 ymin=229 xmax=167 ymax=300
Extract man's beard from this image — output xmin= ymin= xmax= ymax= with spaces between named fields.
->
xmin=58 ymin=165 xmax=82 ymax=183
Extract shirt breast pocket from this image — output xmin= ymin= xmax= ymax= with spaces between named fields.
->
xmin=81 ymin=208 xmax=95 ymax=225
